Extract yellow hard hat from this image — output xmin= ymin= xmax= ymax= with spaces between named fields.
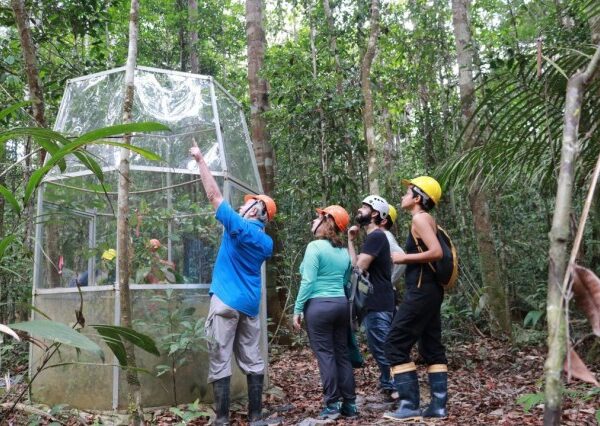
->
xmin=401 ymin=176 xmax=442 ymax=205
xmin=387 ymin=204 xmax=398 ymax=224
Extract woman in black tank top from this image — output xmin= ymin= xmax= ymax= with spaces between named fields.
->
xmin=383 ymin=176 xmax=449 ymax=422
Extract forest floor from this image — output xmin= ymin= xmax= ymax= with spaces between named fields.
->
xmin=1 ymin=337 xmax=599 ymax=425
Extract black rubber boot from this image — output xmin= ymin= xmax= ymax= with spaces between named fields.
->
xmin=247 ymin=374 xmax=264 ymax=424
xmin=212 ymin=376 xmax=231 ymax=426
xmin=422 ymin=372 xmax=448 ymax=418
xmin=383 ymin=370 xmax=422 ymax=422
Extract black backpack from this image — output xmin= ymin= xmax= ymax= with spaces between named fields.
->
xmin=411 ymin=225 xmax=458 ymax=290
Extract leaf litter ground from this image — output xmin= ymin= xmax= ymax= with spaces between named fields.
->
xmin=1 ymin=337 xmax=598 ymax=425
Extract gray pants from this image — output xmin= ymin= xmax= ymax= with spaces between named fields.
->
xmin=205 ymin=295 xmax=264 ymax=383
xmin=305 ymin=297 xmax=356 ymax=405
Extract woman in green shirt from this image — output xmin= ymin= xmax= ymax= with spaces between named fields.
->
xmin=293 ymin=205 xmax=357 ymax=419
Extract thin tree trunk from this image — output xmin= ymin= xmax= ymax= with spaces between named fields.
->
xmin=419 ymin=84 xmax=436 ymax=170
xmin=322 ymin=0 xmax=355 ymax=182
xmin=361 ymin=0 xmax=380 ymax=195
xmin=544 ymin=43 xmax=600 ymax=426
xmin=246 ymin=0 xmax=287 ymax=339
xmin=11 ymin=0 xmax=45 ymax=132
xmin=382 ymin=108 xmax=395 ymax=197
xmin=178 ymin=0 xmax=187 ymax=71
xmin=309 ymin=2 xmax=328 ymax=204
xmin=452 ymin=0 xmax=512 ymax=337
xmin=188 ymin=0 xmax=199 ymax=73
xmin=11 ymin=0 xmax=54 ymax=279
xmin=117 ymin=0 xmax=144 ymax=422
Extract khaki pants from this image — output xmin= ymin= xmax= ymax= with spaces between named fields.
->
xmin=205 ymin=294 xmax=264 ymax=383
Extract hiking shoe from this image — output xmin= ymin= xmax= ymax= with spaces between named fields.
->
xmin=318 ymin=402 xmax=341 ymax=420
xmin=341 ymin=401 xmax=359 ymax=418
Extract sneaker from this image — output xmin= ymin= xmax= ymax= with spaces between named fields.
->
xmin=319 ymin=402 xmax=341 ymax=420
xmin=340 ymin=401 xmax=359 ymax=418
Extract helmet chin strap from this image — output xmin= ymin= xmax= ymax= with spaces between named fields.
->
xmin=241 ymin=200 xmax=259 ymax=219
xmin=313 ymin=216 xmax=326 ymax=236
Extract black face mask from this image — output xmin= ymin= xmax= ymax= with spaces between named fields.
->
xmin=355 ymin=211 xmax=371 ymax=226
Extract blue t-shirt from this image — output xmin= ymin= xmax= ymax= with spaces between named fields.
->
xmin=210 ymin=201 xmax=273 ymax=317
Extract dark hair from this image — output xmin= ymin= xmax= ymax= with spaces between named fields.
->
xmin=383 ymin=218 xmax=394 ymax=230
xmin=318 ymin=217 xmax=344 ymax=248
xmin=411 ymin=187 xmax=435 ymax=211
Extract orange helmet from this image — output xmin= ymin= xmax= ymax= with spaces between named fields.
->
xmin=244 ymin=194 xmax=277 ymax=221
xmin=316 ymin=205 xmax=350 ymax=233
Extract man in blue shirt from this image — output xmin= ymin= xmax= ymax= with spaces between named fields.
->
xmin=190 ymin=143 xmax=275 ymax=426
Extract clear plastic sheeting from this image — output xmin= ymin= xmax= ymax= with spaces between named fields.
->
xmin=31 ymin=67 xmax=267 ymax=410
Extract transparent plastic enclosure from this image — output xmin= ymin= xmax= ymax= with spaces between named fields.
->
xmin=31 ymin=67 xmax=267 ymax=409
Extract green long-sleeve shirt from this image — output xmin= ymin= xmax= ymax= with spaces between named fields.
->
xmin=294 ymin=239 xmax=351 ymax=315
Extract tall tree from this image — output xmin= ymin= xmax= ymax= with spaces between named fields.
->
xmin=10 ymin=0 xmax=45 ymax=131
xmin=544 ymin=42 xmax=600 ymax=426
xmin=360 ymin=0 xmax=380 ymax=195
xmin=11 ymin=0 xmax=55 ymax=282
xmin=246 ymin=0 xmax=287 ymax=336
xmin=117 ymin=0 xmax=144 ymax=422
xmin=188 ymin=0 xmax=199 ymax=73
xmin=451 ymin=0 xmax=512 ymax=336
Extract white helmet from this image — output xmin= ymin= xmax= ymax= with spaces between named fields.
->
xmin=362 ymin=195 xmax=389 ymax=219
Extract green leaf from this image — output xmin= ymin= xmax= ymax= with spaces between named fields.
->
xmin=91 ymin=324 xmax=160 ymax=368
xmin=595 ymin=408 xmax=600 ymax=424
xmin=72 ymin=122 xmax=170 ymax=146
xmin=0 ymin=128 xmax=69 ymax=156
xmin=516 ymin=392 xmax=544 ymax=412
xmin=0 ymin=184 xmax=21 ymax=215
xmin=0 ymin=235 xmax=16 ymax=259
xmin=9 ymin=320 xmax=104 ymax=361
xmin=0 ymin=101 xmax=31 ymax=121
xmin=523 ymin=310 xmax=544 ymax=328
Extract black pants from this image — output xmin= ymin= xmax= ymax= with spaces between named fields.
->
xmin=305 ymin=297 xmax=356 ymax=405
xmin=385 ymin=282 xmax=447 ymax=366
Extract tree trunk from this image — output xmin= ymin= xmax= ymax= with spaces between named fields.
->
xmin=188 ymin=0 xmax=199 ymax=73
xmin=382 ymin=108 xmax=395 ymax=197
xmin=419 ymin=84 xmax=436 ymax=170
xmin=246 ymin=0 xmax=287 ymax=339
xmin=322 ymin=0 xmax=355 ymax=181
xmin=309 ymin=2 xmax=328 ymax=204
xmin=544 ymin=43 xmax=600 ymax=426
xmin=11 ymin=0 xmax=55 ymax=281
xmin=11 ymin=0 xmax=46 ymax=132
xmin=361 ymin=0 xmax=380 ymax=195
xmin=117 ymin=0 xmax=144 ymax=423
xmin=451 ymin=0 xmax=512 ymax=337
xmin=177 ymin=0 xmax=187 ymax=71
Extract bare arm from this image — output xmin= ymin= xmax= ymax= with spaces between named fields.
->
xmin=190 ymin=143 xmax=223 ymax=210
xmin=392 ymin=214 xmax=442 ymax=264
xmin=347 ymin=225 xmax=375 ymax=271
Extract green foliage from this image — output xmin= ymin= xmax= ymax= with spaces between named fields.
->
xmin=133 ymin=289 xmax=210 ymax=403
xmin=169 ymin=399 xmax=209 ymax=424
xmin=91 ymin=324 xmax=160 ymax=367
xmin=8 ymin=320 xmax=104 ymax=360
xmin=517 ymin=391 xmax=545 ymax=412
xmin=523 ymin=310 xmax=544 ymax=329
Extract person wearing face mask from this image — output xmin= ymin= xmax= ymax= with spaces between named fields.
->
xmin=293 ymin=205 xmax=358 ymax=420
xmin=190 ymin=143 xmax=275 ymax=426
xmin=347 ymin=195 xmax=396 ymax=399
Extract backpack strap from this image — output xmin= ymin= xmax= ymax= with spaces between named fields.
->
xmin=410 ymin=228 xmax=437 ymax=288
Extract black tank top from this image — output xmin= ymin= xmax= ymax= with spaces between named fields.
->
xmin=404 ymin=231 xmax=437 ymax=288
